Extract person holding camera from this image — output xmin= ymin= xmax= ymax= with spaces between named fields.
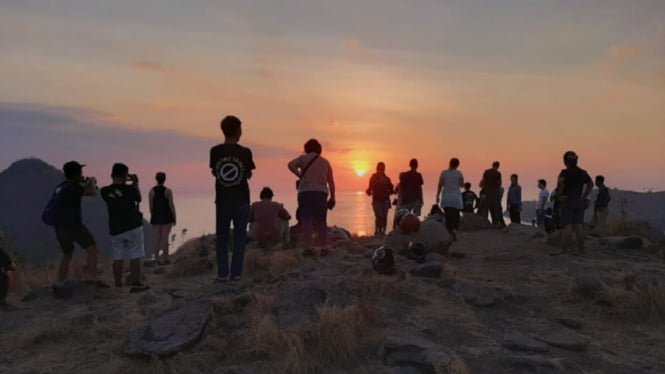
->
xmin=53 ymin=161 xmax=105 ymax=285
xmin=101 ymin=163 xmax=149 ymax=292
xmin=288 ymin=138 xmax=336 ymax=256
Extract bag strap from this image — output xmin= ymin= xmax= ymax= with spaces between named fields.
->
xmin=300 ymin=154 xmax=319 ymax=179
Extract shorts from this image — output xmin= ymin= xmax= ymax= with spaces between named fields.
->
xmin=111 ymin=226 xmax=145 ymax=261
xmin=55 ymin=224 xmax=96 ymax=255
xmin=297 ymin=191 xmax=328 ymax=222
xmin=559 ymin=199 xmax=584 ymax=226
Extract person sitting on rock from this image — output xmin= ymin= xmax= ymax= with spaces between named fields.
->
xmin=249 ymin=187 xmax=292 ymax=249
xmin=100 ymin=163 xmax=149 ymax=293
xmin=0 ymin=230 xmax=17 ymax=309
xmin=425 ymin=205 xmax=446 ymax=224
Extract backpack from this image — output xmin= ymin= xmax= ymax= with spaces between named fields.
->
xmin=42 ymin=182 xmax=67 ymax=226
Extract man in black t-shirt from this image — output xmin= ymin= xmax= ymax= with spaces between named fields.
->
xmin=101 ymin=163 xmax=148 ymax=292
xmin=479 ymin=161 xmax=502 ymax=225
xmin=210 ymin=116 xmax=256 ymax=281
xmin=53 ymin=161 xmax=106 ymax=286
xmin=393 ymin=159 xmax=424 ymax=228
xmin=366 ymin=162 xmax=394 ymax=236
xmin=1 ymin=230 xmax=17 ymax=308
xmin=553 ymin=151 xmax=594 ymax=256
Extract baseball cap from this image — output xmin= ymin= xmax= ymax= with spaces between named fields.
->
xmin=111 ymin=163 xmax=129 ymax=177
xmin=63 ymin=161 xmax=86 ymax=179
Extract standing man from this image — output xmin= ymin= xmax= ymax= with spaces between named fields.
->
xmin=480 ymin=161 xmax=502 ymax=226
xmin=53 ymin=161 xmax=105 ymax=286
xmin=366 ymin=162 xmax=394 ymax=236
xmin=535 ymin=179 xmax=550 ymax=228
xmin=591 ymin=175 xmax=611 ymax=230
xmin=100 ymin=163 xmax=149 ymax=292
xmin=507 ymin=174 xmax=522 ymax=224
xmin=553 ymin=151 xmax=594 ymax=256
xmin=210 ymin=116 xmax=255 ymax=281
xmin=393 ymin=159 xmax=424 ymax=228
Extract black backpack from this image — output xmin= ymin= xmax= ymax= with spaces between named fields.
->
xmin=42 ymin=182 xmax=67 ymax=226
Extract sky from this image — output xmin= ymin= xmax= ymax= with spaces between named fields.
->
xmin=1 ymin=0 xmax=664 ymax=200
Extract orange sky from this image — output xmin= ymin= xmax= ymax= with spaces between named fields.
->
xmin=1 ymin=1 xmax=664 ymax=200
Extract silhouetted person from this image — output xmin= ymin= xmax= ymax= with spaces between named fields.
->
xmin=461 ymin=183 xmax=479 ymax=214
xmin=149 ymin=172 xmax=176 ymax=264
xmin=436 ymin=157 xmax=464 ymax=240
xmin=480 ymin=161 xmax=502 ymax=226
xmin=0 ymin=230 xmax=16 ymax=308
xmin=210 ymin=116 xmax=255 ymax=281
xmin=393 ymin=159 xmax=424 ymax=228
xmin=507 ymin=174 xmax=522 ymax=224
xmin=591 ymin=175 xmax=611 ymax=229
xmin=249 ymin=187 xmax=292 ymax=249
xmin=53 ymin=161 xmax=105 ymax=285
xmin=552 ymin=151 xmax=593 ymax=256
xmin=536 ymin=179 xmax=550 ymax=228
xmin=366 ymin=162 xmax=394 ymax=236
xmin=288 ymin=139 xmax=336 ymax=256
xmin=101 ymin=163 xmax=149 ymax=292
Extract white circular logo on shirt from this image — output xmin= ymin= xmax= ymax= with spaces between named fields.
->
xmin=215 ymin=157 xmax=245 ymax=187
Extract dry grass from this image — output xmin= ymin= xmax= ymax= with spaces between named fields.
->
xmin=268 ymin=249 xmax=300 ymax=276
xmin=238 ymin=292 xmax=367 ymax=374
xmin=606 ymin=285 xmax=665 ymax=321
xmin=244 ymin=249 xmax=271 ymax=273
xmin=354 ymin=274 xmax=399 ymax=298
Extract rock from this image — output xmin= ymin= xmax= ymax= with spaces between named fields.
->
xmin=535 ymin=332 xmax=591 ymax=351
xmin=329 ymin=226 xmax=352 ymax=242
xmin=557 ymin=318 xmax=583 ymax=330
xmin=410 ymin=263 xmax=444 ymax=278
xmin=573 ymin=274 xmax=608 ymax=301
xmin=502 ymin=332 xmax=549 ymax=353
xmin=385 ymin=220 xmax=452 ymax=255
xmin=451 ymin=282 xmax=512 ymax=307
xmin=503 ymin=223 xmax=543 ymax=238
xmin=52 ymin=280 xmax=93 ymax=302
xmin=381 ymin=335 xmax=454 ymax=374
xmin=136 ymin=291 xmax=162 ymax=306
xmin=460 ymin=213 xmax=493 ymax=231
xmin=213 ymin=366 xmax=257 ymax=374
xmin=599 ymin=236 xmax=645 ymax=250
xmin=504 ymin=356 xmax=566 ymax=373
xmin=21 ymin=287 xmax=52 ymax=302
xmin=123 ymin=300 xmax=213 ymax=357
xmin=624 ymin=270 xmax=665 ymax=291
xmin=70 ymin=312 xmax=97 ymax=327
xmin=219 ymin=315 xmax=250 ymax=330
xmin=153 ymin=267 xmax=167 ymax=275
xmin=275 ymin=287 xmax=327 ymax=328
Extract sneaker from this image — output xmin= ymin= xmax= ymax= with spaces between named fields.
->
xmin=129 ymin=282 xmax=150 ymax=293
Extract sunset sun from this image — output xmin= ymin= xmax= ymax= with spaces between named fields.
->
xmin=355 ymin=168 xmax=367 ymax=177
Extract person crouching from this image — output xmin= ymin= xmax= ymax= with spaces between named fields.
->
xmin=249 ymin=187 xmax=292 ymax=250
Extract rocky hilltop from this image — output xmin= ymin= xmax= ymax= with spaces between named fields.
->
xmin=0 ymin=217 xmax=664 ymax=374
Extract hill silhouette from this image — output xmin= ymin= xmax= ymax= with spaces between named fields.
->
xmin=0 ymin=158 xmax=154 ymax=263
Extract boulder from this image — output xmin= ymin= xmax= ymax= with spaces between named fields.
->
xmin=502 ymin=332 xmax=549 ymax=353
xmin=557 ymin=318 xmax=583 ymax=330
xmin=572 ymin=274 xmax=608 ymax=301
xmin=451 ymin=282 xmax=513 ymax=307
xmin=503 ymin=223 xmax=545 ymax=239
xmin=52 ymin=280 xmax=93 ymax=303
xmin=598 ymin=236 xmax=645 ymax=250
xmin=460 ymin=213 xmax=493 ymax=231
xmin=535 ymin=332 xmax=591 ymax=351
xmin=381 ymin=335 xmax=454 ymax=374
xmin=385 ymin=220 xmax=452 ymax=255
xmin=329 ymin=226 xmax=352 ymax=242
xmin=410 ymin=263 xmax=444 ymax=278
xmin=504 ymin=356 xmax=566 ymax=373
xmin=123 ymin=300 xmax=213 ymax=357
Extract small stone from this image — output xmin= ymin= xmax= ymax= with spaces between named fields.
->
xmin=381 ymin=335 xmax=453 ymax=374
xmin=502 ymin=332 xmax=549 ymax=353
xmin=557 ymin=318 xmax=583 ymax=330
xmin=573 ymin=274 xmax=607 ymax=301
xmin=410 ymin=263 xmax=444 ymax=278
xmin=536 ymin=332 xmax=591 ymax=351
xmin=136 ymin=291 xmax=161 ymax=306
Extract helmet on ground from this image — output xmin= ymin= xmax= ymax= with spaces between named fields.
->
xmin=399 ymin=213 xmax=420 ymax=234
xmin=406 ymin=241 xmax=426 ymax=263
xmin=372 ymin=246 xmax=396 ymax=275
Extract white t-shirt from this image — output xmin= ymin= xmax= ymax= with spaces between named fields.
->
xmin=439 ymin=169 xmax=464 ymax=209
xmin=536 ymin=188 xmax=550 ymax=210
xmin=288 ymin=153 xmax=332 ymax=194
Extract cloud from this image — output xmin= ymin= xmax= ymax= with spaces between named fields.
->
xmin=131 ymin=60 xmax=171 ymax=72
xmin=343 ymin=38 xmax=362 ymax=50
xmin=600 ymin=45 xmax=644 ymax=72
